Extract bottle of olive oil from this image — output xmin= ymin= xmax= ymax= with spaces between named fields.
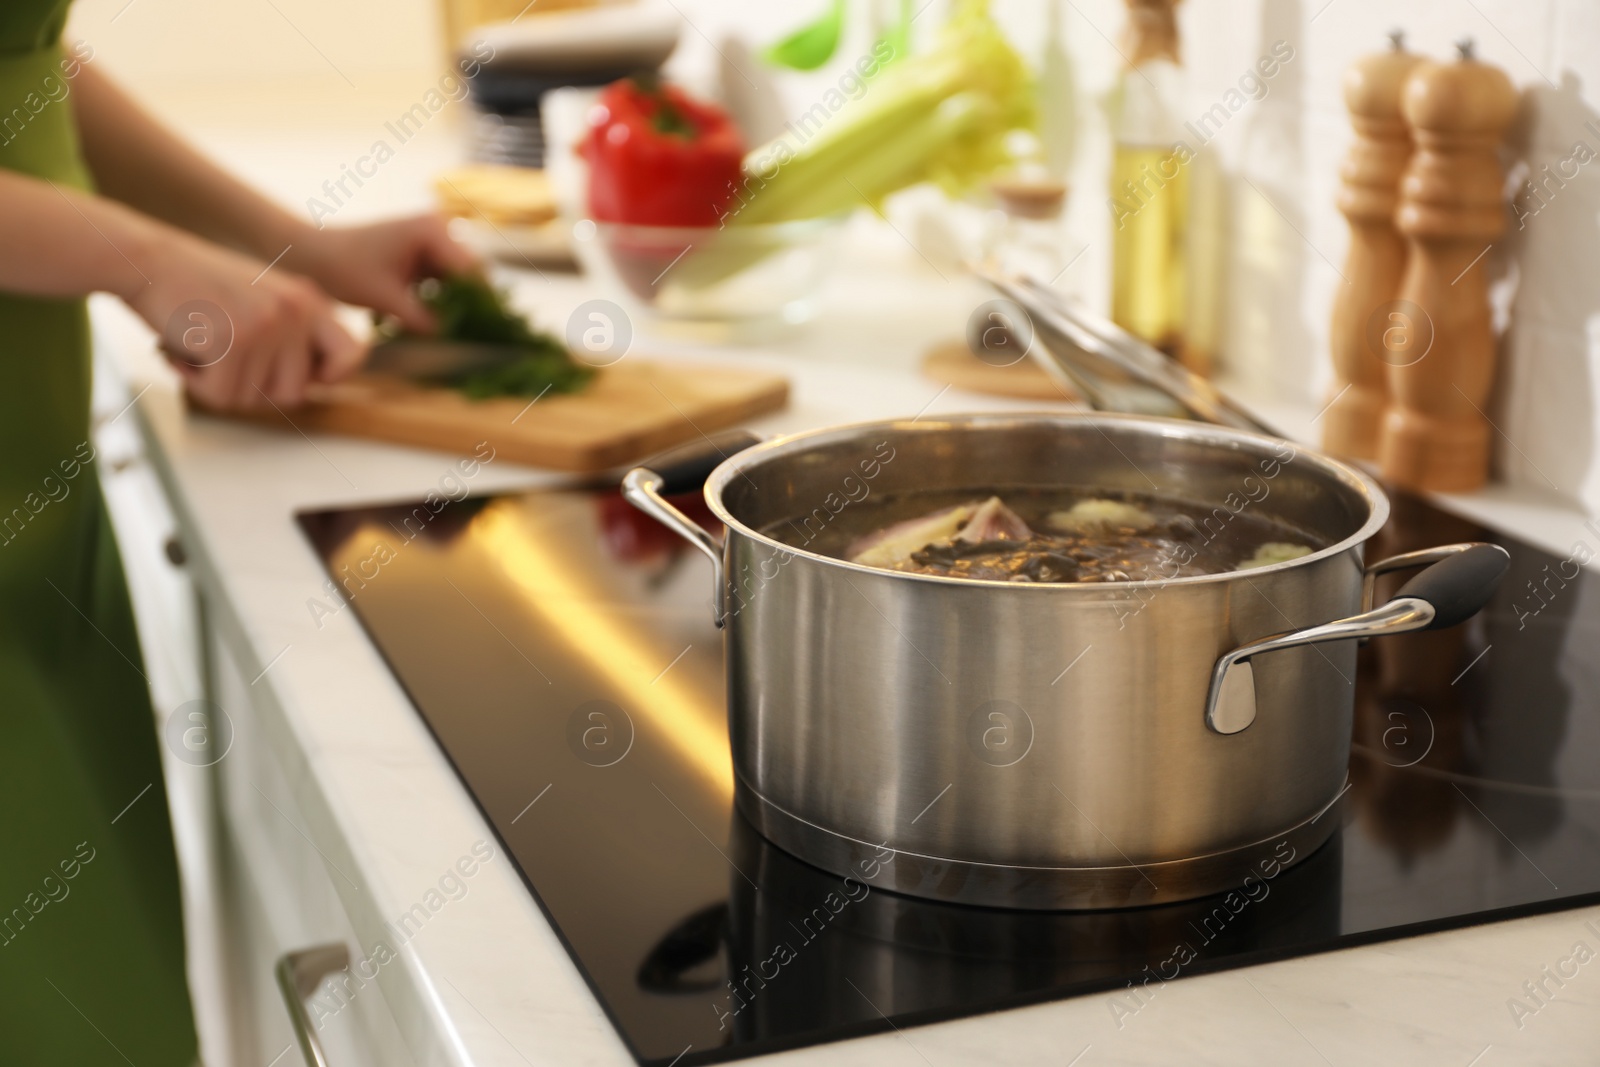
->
xmin=1108 ymin=0 xmax=1212 ymax=374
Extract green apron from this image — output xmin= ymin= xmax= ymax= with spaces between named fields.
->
xmin=0 ymin=3 xmax=198 ymax=1064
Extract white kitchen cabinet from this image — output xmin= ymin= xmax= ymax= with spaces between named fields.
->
xmin=204 ymin=625 xmax=418 ymax=1067
xmin=96 ymin=359 xmax=420 ymax=1067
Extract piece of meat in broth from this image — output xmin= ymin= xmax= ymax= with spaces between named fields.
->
xmin=956 ymin=496 xmax=1033 ymax=543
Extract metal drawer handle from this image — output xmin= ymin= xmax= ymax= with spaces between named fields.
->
xmin=1205 ymin=542 xmax=1509 ymax=735
xmin=276 ymin=943 xmax=350 ymax=1067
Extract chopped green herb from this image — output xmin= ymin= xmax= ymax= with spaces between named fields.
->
xmin=419 ymin=273 xmax=553 ymax=350
xmin=383 ymin=275 xmax=595 ymax=400
xmin=454 ymin=351 xmax=594 ymax=400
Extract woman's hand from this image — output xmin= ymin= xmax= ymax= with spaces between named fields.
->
xmin=125 ymin=231 xmax=363 ymax=412
xmin=125 ymin=213 xmax=476 ymax=413
xmin=285 ymin=214 xmax=480 ymax=334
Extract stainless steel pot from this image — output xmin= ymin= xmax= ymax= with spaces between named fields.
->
xmin=623 ymin=414 xmax=1508 ymax=910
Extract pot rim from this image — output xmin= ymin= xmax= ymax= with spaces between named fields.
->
xmin=702 ymin=411 xmax=1391 ymax=592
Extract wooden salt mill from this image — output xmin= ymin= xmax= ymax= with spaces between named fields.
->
xmin=1379 ymin=41 xmax=1517 ymax=493
xmin=1323 ymin=32 xmax=1421 ymax=460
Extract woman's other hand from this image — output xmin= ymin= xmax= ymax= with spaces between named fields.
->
xmin=287 ymin=214 xmax=480 ymax=334
xmin=126 ymin=232 xmax=362 ymax=413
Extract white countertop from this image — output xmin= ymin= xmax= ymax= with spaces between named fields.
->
xmin=95 ymin=256 xmax=1600 ymax=1065
xmin=87 ymin=87 xmax=1600 ymax=1066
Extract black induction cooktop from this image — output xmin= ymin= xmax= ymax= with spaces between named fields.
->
xmin=298 ymin=484 xmax=1600 ymax=1066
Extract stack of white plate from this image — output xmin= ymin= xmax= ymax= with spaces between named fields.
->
xmin=459 ymin=0 xmax=683 ymax=169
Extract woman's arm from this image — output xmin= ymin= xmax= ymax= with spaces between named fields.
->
xmin=0 ymin=167 xmax=158 ymax=299
xmin=70 ymin=64 xmax=302 ymax=263
xmin=70 ymin=65 xmax=477 ymax=331
xmin=0 ymin=167 xmax=360 ymax=411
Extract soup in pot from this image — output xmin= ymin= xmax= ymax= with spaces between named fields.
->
xmin=763 ymin=488 xmax=1323 ymax=584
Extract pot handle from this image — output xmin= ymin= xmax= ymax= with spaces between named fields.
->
xmin=1361 ymin=542 xmax=1488 ymax=613
xmin=621 ymin=431 xmax=763 ymax=628
xmin=635 ymin=430 xmax=763 ymax=496
xmin=1205 ymin=542 xmax=1509 ymax=735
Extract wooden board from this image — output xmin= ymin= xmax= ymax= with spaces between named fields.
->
xmin=223 ymin=360 xmax=789 ymax=473
xmin=920 ymin=339 xmax=1080 ymax=402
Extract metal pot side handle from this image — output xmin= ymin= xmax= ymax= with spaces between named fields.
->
xmin=1361 ymin=542 xmax=1485 ymax=613
xmin=276 ymin=942 xmax=351 ymax=1067
xmin=1206 ymin=542 xmax=1510 ymax=735
xmin=623 ymin=467 xmax=728 ymax=624
xmin=621 ymin=429 xmax=763 ymax=629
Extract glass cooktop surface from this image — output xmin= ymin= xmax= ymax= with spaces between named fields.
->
xmin=298 ymin=486 xmax=1600 ymax=1066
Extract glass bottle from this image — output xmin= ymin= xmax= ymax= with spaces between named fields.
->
xmin=1107 ymin=0 xmax=1205 ymax=372
xmin=1224 ymin=1 xmax=1312 ymax=399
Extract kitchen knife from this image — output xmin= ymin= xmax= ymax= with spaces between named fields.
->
xmin=363 ymin=338 xmax=528 ymax=381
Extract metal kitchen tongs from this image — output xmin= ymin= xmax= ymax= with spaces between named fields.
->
xmin=972 ymin=264 xmax=1282 ymax=437
xmin=970 ymin=266 xmax=1514 ymax=732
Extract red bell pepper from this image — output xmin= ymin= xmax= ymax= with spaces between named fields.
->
xmin=582 ymin=77 xmax=746 ymax=228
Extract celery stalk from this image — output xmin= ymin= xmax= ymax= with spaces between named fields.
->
xmin=732 ymin=0 xmax=1033 ymax=225
xmin=737 ymin=93 xmax=988 ymax=225
xmin=663 ymin=94 xmax=990 ymax=292
xmin=731 ymin=69 xmax=959 ymax=222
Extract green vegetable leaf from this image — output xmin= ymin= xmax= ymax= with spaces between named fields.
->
xmin=453 ymin=352 xmax=594 ymax=400
xmin=763 ymin=0 xmax=847 ymax=72
xmin=419 ymin=273 xmax=553 ymax=349
xmin=383 ymin=275 xmax=595 ymax=401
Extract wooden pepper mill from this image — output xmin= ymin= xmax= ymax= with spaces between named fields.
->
xmin=1323 ymin=32 xmax=1421 ymax=461
xmin=1379 ymin=41 xmax=1517 ymax=493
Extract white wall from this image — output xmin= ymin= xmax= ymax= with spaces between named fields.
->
xmin=67 ymin=0 xmax=442 ymax=89
xmin=64 ymin=0 xmax=1600 ymax=514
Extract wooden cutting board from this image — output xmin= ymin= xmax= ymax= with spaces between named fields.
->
xmin=223 ymin=360 xmax=789 ymax=473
